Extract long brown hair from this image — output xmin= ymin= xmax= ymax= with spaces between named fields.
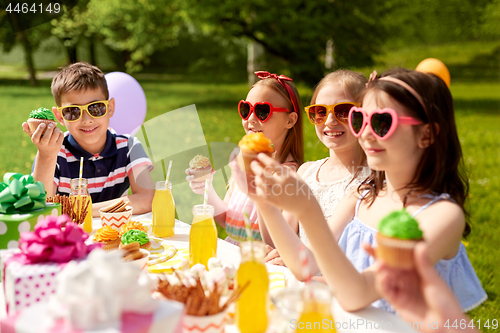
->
xmin=358 ymin=68 xmax=470 ymax=237
xmin=252 ymin=78 xmax=304 ymax=166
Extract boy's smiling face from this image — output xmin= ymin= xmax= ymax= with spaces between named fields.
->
xmin=54 ymin=88 xmax=115 ymax=155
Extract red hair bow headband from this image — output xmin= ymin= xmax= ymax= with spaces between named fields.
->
xmin=254 ymin=71 xmax=299 ymax=114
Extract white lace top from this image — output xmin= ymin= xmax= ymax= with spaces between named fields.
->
xmin=299 ymin=158 xmax=363 ymax=245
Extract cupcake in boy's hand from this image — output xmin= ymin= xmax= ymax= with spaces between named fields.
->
xmin=376 ymin=209 xmax=424 ymax=270
xmin=188 ymin=155 xmax=213 ymax=181
xmin=93 ymin=225 xmax=121 ymax=251
xmin=237 ymin=132 xmax=275 ymax=176
xmin=121 ymin=229 xmax=151 ymax=250
xmin=27 ymin=107 xmax=57 ymax=136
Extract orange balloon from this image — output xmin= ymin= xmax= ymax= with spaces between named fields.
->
xmin=415 ymin=58 xmax=451 ymax=87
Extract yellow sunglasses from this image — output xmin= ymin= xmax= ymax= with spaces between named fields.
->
xmin=304 ymin=102 xmax=359 ymax=125
xmin=57 ymin=100 xmax=109 ymax=122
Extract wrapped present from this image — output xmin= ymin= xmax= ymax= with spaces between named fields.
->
xmin=0 ymin=173 xmax=61 ymax=250
xmin=0 ymin=300 xmax=184 ymax=333
xmin=1 ymin=215 xmax=99 ymax=314
xmin=1 ymin=250 xmax=184 ymax=333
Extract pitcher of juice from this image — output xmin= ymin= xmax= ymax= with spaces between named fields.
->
xmin=296 ymin=283 xmax=335 ymax=332
xmin=152 ymin=181 xmax=175 ymax=238
xmin=69 ymin=178 xmax=93 ymax=233
xmin=236 ymin=241 xmax=269 ymax=333
xmin=189 ymin=204 xmax=217 ymax=268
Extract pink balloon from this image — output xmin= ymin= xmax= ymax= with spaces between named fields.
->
xmin=105 ymin=72 xmax=147 ymax=136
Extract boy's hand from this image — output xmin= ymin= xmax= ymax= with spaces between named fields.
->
xmin=22 ymin=122 xmax=64 ymax=158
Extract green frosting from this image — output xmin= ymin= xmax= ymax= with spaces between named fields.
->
xmin=29 ymin=107 xmax=56 ymax=120
xmin=378 ymin=209 xmax=423 ymax=240
xmin=121 ymin=229 xmax=149 ymax=245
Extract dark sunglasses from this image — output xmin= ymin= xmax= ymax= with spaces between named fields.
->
xmin=56 ymin=100 xmax=109 ymax=122
xmin=304 ymin=102 xmax=359 ymax=125
xmin=238 ymin=100 xmax=290 ymax=123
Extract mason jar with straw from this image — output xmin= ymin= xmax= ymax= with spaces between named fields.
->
xmin=235 ymin=211 xmax=270 ymax=333
xmin=189 ymin=178 xmax=218 ymax=268
xmin=152 ymin=160 xmax=175 ymax=237
xmin=69 ymin=157 xmax=93 ymax=233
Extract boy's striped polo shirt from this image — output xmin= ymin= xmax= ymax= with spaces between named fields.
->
xmin=54 ymin=129 xmax=153 ymax=202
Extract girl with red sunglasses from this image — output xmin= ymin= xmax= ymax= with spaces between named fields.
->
xmin=186 ymin=71 xmax=304 ymax=245
xmin=231 ymin=68 xmax=486 ymax=314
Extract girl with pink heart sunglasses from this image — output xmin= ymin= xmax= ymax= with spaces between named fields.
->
xmin=231 ymin=68 xmax=486 ymax=314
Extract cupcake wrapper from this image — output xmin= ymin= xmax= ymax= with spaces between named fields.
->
xmin=141 ymin=241 xmax=152 ymax=250
xmin=237 ymin=150 xmax=272 ymax=176
xmin=27 ymin=119 xmax=57 ymax=136
xmin=190 ymin=168 xmax=212 ymax=181
xmin=376 ymin=233 xmax=420 ymax=270
xmin=101 ymin=238 xmax=121 ymax=251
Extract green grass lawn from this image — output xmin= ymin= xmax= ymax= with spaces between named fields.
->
xmin=0 ymin=40 xmax=499 ymax=329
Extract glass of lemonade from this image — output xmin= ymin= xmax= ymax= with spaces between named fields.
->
xmin=236 ymin=241 xmax=270 ymax=333
xmin=189 ymin=204 xmax=217 ymax=268
xmin=152 ymin=181 xmax=175 ymax=238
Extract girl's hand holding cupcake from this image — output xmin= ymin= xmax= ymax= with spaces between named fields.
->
xmin=231 ymin=152 xmax=312 ymax=214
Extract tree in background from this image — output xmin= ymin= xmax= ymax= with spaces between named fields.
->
xmin=0 ymin=10 xmax=52 ymax=86
xmin=85 ymin=0 xmax=184 ymax=73
xmin=184 ymin=0 xmax=388 ymax=85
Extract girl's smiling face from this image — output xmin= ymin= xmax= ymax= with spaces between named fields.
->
xmin=359 ymin=90 xmax=426 ymax=173
xmin=314 ymin=82 xmax=359 ymax=154
xmin=242 ymin=85 xmax=296 ymax=150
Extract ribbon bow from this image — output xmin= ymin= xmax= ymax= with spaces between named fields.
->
xmin=255 ymin=71 xmax=293 ymax=83
xmin=366 ymin=70 xmax=378 ymax=87
xmin=254 ymin=71 xmax=299 ymax=114
xmin=18 ymin=215 xmax=101 ymax=263
xmin=0 ymin=173 xmax=46 ymax=214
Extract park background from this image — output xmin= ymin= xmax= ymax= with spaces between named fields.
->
xmin=1 ymin=0 xmax=499 ymax=330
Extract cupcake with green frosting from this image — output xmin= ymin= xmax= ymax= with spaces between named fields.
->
xmin=121 ymin=229 xmax=151 ymax=250
xmin=376 ymin=209 xmax=424 ymax=270
xmin=27 ymin=107 xmax=57 ymax=135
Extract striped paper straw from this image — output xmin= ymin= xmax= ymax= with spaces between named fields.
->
xmin=299 ymin=243 xmax=311 ymax=283
xmin=79 ymin=157 xmax=84 ymax=193
xmin=203 ymin=178 xmax=209 ymax=212
xmin=243 ymin=210 xmax=255 ymax=260
xmin=165 ymin=160 xmax=173 ymax=183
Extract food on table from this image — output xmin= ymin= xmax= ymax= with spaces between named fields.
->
xmin=156 ymin=274 xmax=247 ymax=316
xmin=376 ymin=209 xmax=424 ymax=270
xmin=93 ymin=225 xmax=121 ymax=251
xmin=237 ymin=132 xmax=274 ymax=175
xmin=121 ymin=229 xmax=151 ymax=250
xmin=27 ymin=107 xmax=57 ymax=136
xmin=119 ymin=221 xmax=147 ymax=236
xmin=188 ymin=155 xmax=212 ymax=181
xmin=69 ymin=178 xmax=93 ymax=233
xmin=101 ymin=198 xmax=130 ymax=213
xmin=47 ymin=193 xmax=89 ymax=225
xmin=119 ymin=241 xmax=146 ymax=261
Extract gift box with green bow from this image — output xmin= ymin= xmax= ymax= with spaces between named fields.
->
xmin=0 ymin=173 xmax=60 ymax=250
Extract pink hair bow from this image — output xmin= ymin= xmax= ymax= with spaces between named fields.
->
xmin=254 ymin=71 xmax=298 ymax=113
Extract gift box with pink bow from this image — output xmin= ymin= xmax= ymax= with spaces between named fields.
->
xmin=0 ymin=173 xmax=61 ymax=250
xmin=0 ymin=215 xmax=100 ymax=314
xmin=1 ymin=250 xmax=184 ymax=333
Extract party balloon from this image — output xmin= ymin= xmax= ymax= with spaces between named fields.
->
xmin=415 ymin=58 xmax=451 ymax=88
xmin=105 ymin=72 xmax=147 ymax=136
